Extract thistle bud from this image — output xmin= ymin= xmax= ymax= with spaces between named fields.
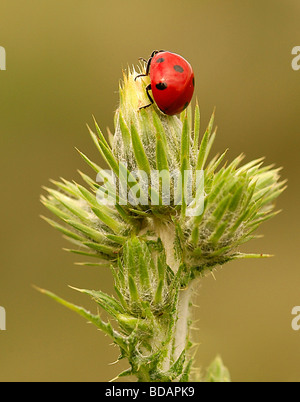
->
xmin=40 ymin=63 xmax=285 ymax=382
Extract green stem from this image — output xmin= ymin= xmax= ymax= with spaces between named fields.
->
xmin=153 ymin=221 xmax=195 ymax=374
xmin=136 ymin=366 xmax=151 ymax=382
xmin=173 ymin=282 xmax=195 ymax=362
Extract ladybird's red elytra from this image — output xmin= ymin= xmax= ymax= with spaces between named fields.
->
xmin=135 ymin=50 xmax=195 ymax=116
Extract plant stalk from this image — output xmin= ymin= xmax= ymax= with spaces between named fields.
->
xmin=153 ymin=221 xmax=196 ymax=373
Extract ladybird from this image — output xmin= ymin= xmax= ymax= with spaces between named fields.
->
xmin=135 ymin=50 xmax=195 ymax=115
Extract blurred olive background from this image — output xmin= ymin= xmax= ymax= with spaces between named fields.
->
xmin=0 ymin=0 xmax=299 ymax=382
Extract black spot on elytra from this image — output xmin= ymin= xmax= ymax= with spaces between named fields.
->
xmin=174 ymin=65 xmax=184 ymax=73
xmin=156 ymin=82 xmax=168 ymax=90
xmin=156 ymin=57 xmax=165 ymax=63
xmin=192 ymin=77 xmax=195 ymax=87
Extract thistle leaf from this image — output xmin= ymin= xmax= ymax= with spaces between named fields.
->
xmin=118 ymin=111 xmax=131 ymax=147
xmin=83 ymin=241 xmax=118 ymax=256
xmin=64 ymin=219 xmax=105 ymax=243
xmin=35 ymin=286 xmax=127 ymax=351
xmin=69 ymin=286 xmax=126 ymax=317
xmin=154 ymin=279 xmax=164 ymax=304
xmin=196 ymin=111 xmax=215 ymax=170
xmin=76 ymin=147 xmax=102 ymax=174
xmin=128 ymin=275 xmax=140 ymax=303
xmin=192 ymin=101 xmax=200 ymax=157
xmin=131 ymin=123 xmax=151 ymax=175
xmin=91 ymin=206 xmax=126 ymax=234
xmin=40 ymin=216 xmax=85 ymax=242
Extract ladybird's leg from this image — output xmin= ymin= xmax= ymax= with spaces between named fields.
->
xmin=137 ymin=50 xmax=160 ymax=78
xmin=134 ymin=73 xmax=148 ymax=81
xmin=145 ymin=56 xmax=153 ymax=76
xmin=145 ymin=50 xmax=160 ymax=75
xmin=135 ymin=58 xmax=152 ymax=80
xmin=135 ymin=54 xmax=151 ymax=80
xmin=145 ymin=84 xmax=154 ymax=104
xmin=139 ymin=84 xmax=154 ymax=110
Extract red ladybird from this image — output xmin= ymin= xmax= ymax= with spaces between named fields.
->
xmin=135 ymin=50 xmax=195 ymax=115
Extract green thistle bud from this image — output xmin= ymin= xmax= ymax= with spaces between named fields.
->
xmin=112 ymin=237 xmax=176 ymax=316
xmin=183 ymin=156 xmax=286 ymax=277
xmin=114 ymin=67 xmax=185 ymax=172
